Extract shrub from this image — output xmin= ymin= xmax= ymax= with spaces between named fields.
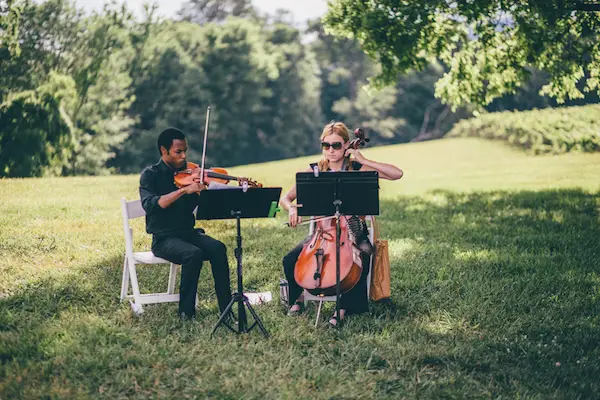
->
xmin=447 ymin=104 xmax=600 ymax=154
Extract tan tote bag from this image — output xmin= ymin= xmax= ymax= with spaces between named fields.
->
xmin=369 ymin=216 xmax=391 ymax=301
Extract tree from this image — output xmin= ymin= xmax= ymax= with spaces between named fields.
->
xmin=116 ymin=17 xmax=324 ymax=172
xmin=0 ymin=72 xmax=76 ymax=177
xmin=65 ymin=3 xmax=136 ymax=175
xmin=257 ymin=22 xmax=323 ymax=159
xmin=324 ymin=0 xmax=600 ymax=109
xmin=0 ymin=0 xmax=20 ymax=48
xmin=1 ymin=0 xmax=85 ymax=97
xmin=309 ymin=19 xmax=470 ymax=143
xmin=0 ymin=0 xmax=22 ymax=102
xmin=117 ymin=19 xmax=281 ymax=170
xmin=177 ymin=0 xmax=256 ymax=24
xmin=0 ymin=0 xmax=21 ymax=57
xmin=115 ymin=21 xmax=211 ymax=172
xmin=307 ymin=19 xmax=374 ymax=122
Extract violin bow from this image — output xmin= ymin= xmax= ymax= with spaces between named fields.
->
xmin=199 ymin=106 xmax=211 ymax=185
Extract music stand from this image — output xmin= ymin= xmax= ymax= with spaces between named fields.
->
xmin=296 ymin=171 xmax=379 ymax=327
xmin=196 ymin=187 xmax=282 ymax=337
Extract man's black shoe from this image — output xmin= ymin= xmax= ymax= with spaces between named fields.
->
xmin=221 ymin=310 xmax=239 ymax=326
xmin=179 ymin=312 xmax=196 ymax=321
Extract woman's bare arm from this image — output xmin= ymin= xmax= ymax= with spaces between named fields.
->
xmin=281 ymin=167 xmax=313 ymax=227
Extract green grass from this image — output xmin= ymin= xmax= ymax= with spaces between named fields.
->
xmin=1 ymin=138 xmax=599 ymax=399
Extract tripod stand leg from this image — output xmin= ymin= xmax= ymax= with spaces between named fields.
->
xmin=211 ymin=295 xmax=237 ymax=337
xmin=211 ymin=213 xmax=269 ymax=338
xmin=243 ymin=298 xmax=269 ymax=337
xmin=238 ymin=296 xmax=248 ymax=332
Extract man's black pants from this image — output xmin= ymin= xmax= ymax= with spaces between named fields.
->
xmin=152 ymin=229 xmax=231 ymax=318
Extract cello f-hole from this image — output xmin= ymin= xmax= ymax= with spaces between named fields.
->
xmin=313 ymin=249 xmax=324 ymax=285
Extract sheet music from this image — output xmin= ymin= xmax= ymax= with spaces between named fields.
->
xmin=207 ymin=181 xmax=243 ymax=190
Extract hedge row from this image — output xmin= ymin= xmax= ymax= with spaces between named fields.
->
xmin=447 ymin=104 xmax=600 ymax=154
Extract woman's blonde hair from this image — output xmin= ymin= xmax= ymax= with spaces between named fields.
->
xmin=320 ymin=122 xmax=350 ymax=142
xmin=318 ymin=122 xmax=351 ymax=171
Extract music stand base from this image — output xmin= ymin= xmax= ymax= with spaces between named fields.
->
xmin=211 ymin=213 xmax=269 ymax=338
xmin=195 ymin=189 xmax=281 ymax=338
xmin=211 ymin=293 xmax=269 ymax=337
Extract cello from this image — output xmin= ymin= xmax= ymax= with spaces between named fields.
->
xmin=293 ymin=127 xmax=371 ymax=297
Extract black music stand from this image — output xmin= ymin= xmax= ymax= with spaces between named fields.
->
xmin=296 ymin=171 xmax=379 ymax=327
xmin=196 ymin=187 xmax=282 ymax=338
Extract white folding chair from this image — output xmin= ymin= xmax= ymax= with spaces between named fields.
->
xmin=303 ymin=216 xmax=375 ymax=327
xmin=120 ymin=198 xmax=184 ymax=315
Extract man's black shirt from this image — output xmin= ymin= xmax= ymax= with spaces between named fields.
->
xmin=139 ymin=159 xmax=199 ymax=237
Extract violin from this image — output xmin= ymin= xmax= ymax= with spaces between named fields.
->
xmin=293 ymin=126 xmax=371 ymax=296
xmin=174 ymin=162 xmax=262 ymax=189
xmin=174 ymin=106 xmax=262 ymax=190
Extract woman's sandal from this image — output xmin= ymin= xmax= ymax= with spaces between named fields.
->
xmin=287 ymin=301 xmax=305 ymax=316
xmin=328 ymin=313 xmax=345 ymax=328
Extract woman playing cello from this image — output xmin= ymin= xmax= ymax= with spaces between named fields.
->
xmin=280 ymin=122 xmax=403 ymax=326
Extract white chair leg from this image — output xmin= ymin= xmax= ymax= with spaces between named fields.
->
xmin=127 ymin=257 xmax=144 ymax=315
xmin=120 ymin=257 xmax=129 ymax=301
xmin=167 ymin=263 xmax=177 ymax=294
xmin=129 ymin=299 xmax=144 ymax=315
xmin=367 ymin=254 xmax=373 ymax=298
xmin=315 ymin=300 xmax=324 ymax=328
xmin=366 ymin=216 xmax=375 ymax=298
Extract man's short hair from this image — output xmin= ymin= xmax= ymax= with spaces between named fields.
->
xmin=157 ymin=128 xmax=186 ymax=155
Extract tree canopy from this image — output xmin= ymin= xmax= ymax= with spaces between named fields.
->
xmin=324 ymin=0 xmax=600 ymax=109
xmin=178 ymin=0 xmax=256 ymax=24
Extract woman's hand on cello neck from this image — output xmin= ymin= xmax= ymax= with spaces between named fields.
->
xmin=344 ymin=148 xmax=366 ymax=164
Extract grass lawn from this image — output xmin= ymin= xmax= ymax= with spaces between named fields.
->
xmin=1 ymin=138 xmax=599 ymax=399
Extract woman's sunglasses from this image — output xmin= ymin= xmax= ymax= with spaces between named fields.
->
xmin=321 ymin=141 xmax=343 ymax=150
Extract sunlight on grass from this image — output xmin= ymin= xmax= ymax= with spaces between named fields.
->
xmin=388 ymin=238 xmax=419 ymax=259
xmin=546 ymin=210 xmax=565 ymax=224
xmin=421 ymin=193 xmax=449 ymax=207
xmin=453 ymin=249 xmax=497 ymax=262
xmin=420 ymin=310 xmax=478 ymax=336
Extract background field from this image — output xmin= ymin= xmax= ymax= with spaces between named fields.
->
xmin=1 ymin=138 xmax=599 ymax=399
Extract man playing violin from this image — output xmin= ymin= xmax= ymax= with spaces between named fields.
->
xmin=280 ymin=122 xmax=403 ymax=326
xmin=139 ymin=128 xmax=232 ymax=320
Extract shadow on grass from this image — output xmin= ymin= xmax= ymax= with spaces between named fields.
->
xmin=1 ymin=188 xmax=598 ymax=398
xmin=377 ymin=188 xmax=600 ymax=397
